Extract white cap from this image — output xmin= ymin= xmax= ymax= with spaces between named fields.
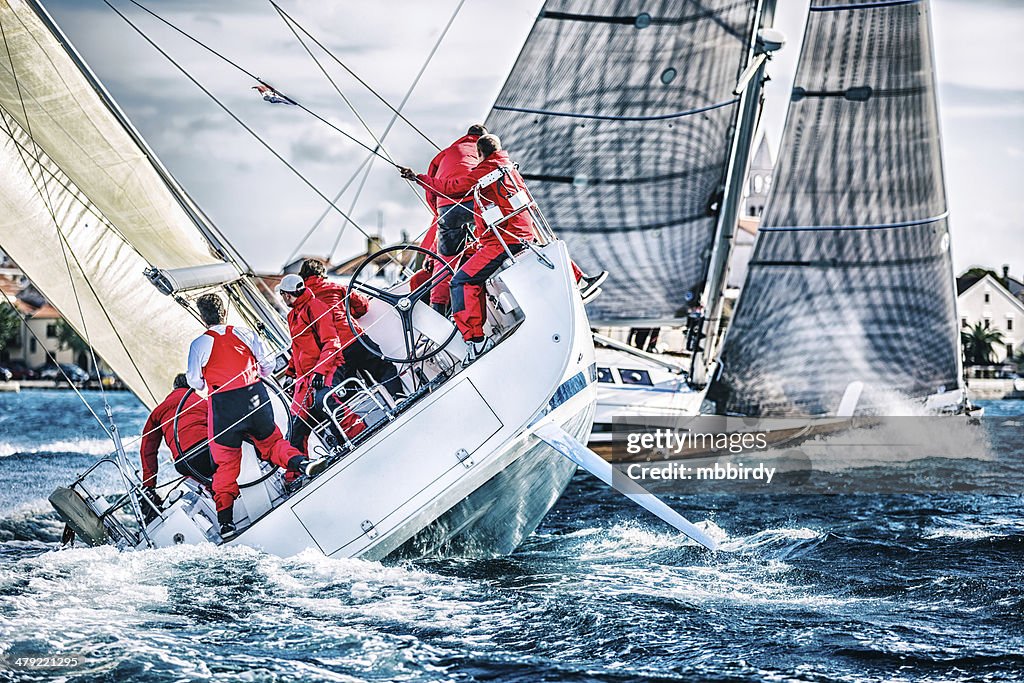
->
xmin=277 ymin=273 xmax=305 ymax=295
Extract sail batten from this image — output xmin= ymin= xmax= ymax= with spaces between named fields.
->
xmin=485 ymin=0 xmax=758 ymax=324
xmin=707 ymin=0 xmax=962 ymax=417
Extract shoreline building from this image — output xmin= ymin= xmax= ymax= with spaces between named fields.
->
xmin=956 ymin=265 xmax=1024 ymax=366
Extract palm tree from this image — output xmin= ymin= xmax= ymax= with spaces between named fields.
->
xmin=961 ymin=321 xmax=1005 ymax=366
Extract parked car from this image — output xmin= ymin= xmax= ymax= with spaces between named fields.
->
xmin=0 ymin=367 xmax=12 ymax=382
xmin=38 ymin=363 xmax=89 ymax=385
xmin=5 ymin=360 xmax=37 ymax=380
xmin=88 ymin=367 xmax=120 ymax=389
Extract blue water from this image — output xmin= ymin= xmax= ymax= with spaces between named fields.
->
xmin=0 ymin=390 xmax=1022 ymax=682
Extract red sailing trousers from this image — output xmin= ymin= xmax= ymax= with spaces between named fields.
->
xmin=208 ymin=383 xmax=302 ymax=511
xmin=450 ymin=240 xmax=525 ymax=341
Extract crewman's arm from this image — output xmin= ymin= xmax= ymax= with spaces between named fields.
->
xmin=139 ymin=405 xmax=164 ymax=488
xmin=416 ymin=162 xmax=488 ymax=199
xmin=186 ymin=336 xmax=211 ymax=391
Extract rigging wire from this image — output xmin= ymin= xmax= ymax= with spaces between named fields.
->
xmin=266 ymin=0 xmax=440 ymax=152
xmin=267 ymin=0 xmax=433 ymax=262
xmin=102 ymin=0 xmax=382 ymax=246
xmin=322 ymin=0 xmax=467 ymax=262
xmin=0 ymin=289 xmax=111 ymax=437
xmin=122 ymin=0 xmax=400 ymax=169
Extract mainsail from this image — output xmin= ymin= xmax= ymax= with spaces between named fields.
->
xmin=707 ymin=0 xmax=962 ymax=416
xmin=485 ymin=0 xmax=758 ymax=324
xmin=0 ymin=0 xmax=285 ymax=408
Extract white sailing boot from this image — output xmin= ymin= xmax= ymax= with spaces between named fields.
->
xmin=464 ymin=337 xmax=496 ymax=366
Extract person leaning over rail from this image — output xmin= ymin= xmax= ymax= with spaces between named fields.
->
xmin=297 ymin=259 xmax=404 ymax=399
xmin=417 ymin=124 xmax=486 ymax=315
xmin=138 ymin=372 xmax=214 ymax=522
xmin=186 ymin=293 xmax=321 ymax=538
xmin=399 ymin=136 xmax=607 ymax=336
xmin=277 ymin=274 xmax=365 ymax=460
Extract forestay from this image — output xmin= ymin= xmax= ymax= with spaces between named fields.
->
xmin=484 ymin=0 xmax=757 ymax=324
xmin=707 ymin=0 xmax=962 ymax=416
xmin=0 ymin=0 xmax=283 ymax=407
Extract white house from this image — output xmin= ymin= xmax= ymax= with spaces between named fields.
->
xmin=956 ymin=271 xmax=1024 ymax=363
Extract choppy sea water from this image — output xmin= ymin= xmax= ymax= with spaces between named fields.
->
xmin=0 ymin=390 xmax=1021 ymax=682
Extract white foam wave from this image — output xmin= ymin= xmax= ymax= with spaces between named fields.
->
xmin=0 ymin=438 xmax=114 ymax=458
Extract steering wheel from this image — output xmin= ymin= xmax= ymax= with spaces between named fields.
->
xmin=346 ymin=244 xmax=458 ymax=364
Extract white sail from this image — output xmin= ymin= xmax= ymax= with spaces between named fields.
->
xmin=0 ymin=0 xmax=283 ymax=407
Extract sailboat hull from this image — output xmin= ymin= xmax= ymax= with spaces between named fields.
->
xmin=138 ymin=242 xmax=598 ymax=560
xmin=387 ymin=399 xmax=592 ymax=560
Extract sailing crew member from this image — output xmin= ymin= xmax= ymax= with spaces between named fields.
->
xmin=401 ymin=134 xmax=536 ymax=354
xmin=140 ymin=373 xmax=214 ymax=488
xmin=418 ymin=124 xmax=486 ymax=314
xmin=297 ymin=260 xmax=404 ymax=399
xmin=186 ymin=293 xmax=317 ymax=538
xmin=138 ymin=373 xmax=213 ymax=522
xmin=277 ymin=273 xmax=365 ymax=454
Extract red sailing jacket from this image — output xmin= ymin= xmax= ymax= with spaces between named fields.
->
xmin=424 ymin=134 xmax=480 ymax=211
xmin=139 ymin=387 xmax=208 ymax=487
xmin=303 ymin=275 xmax=367 ymax=352
xmin=417 ymin=149 xmax=535 ymax=246
xmin=287 ymin=289 xmax=343 ymax=377
xmin=203 ymin=326 xmax=260 ymax=393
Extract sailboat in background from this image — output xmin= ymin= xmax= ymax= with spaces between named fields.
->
xmin=489 ymin=0 xmax=973 ymax=435
xmin=485 ymin=0 xmax=782 ymax=436
xmin=705 ymin=0 xmax=968 ymax=417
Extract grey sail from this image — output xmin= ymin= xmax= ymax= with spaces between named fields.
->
xmin=707 ymin=0 xmax=962 ymax=416
xmin=484 ymin=0 xmax=757 ymax=324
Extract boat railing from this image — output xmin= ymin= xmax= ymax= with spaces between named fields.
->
xmin=63 ymin=456 xmax=149 ymax=547
xmin=472 ymin=165 xmax=556 ymax=267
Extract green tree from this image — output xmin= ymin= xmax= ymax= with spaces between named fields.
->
xmin=54 ymin=319 xmax=90 ymax=355
xmin=0 ymin=302 xmax=20 ymax=351
xmin=961 ymin=321 xmax=1005 ymax=366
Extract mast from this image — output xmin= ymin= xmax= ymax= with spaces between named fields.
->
xmin=688 ymin=0 xmax=781 ymax=388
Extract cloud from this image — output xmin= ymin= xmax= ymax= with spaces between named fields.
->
xmin=34 ymin=0 xmax=1024 ymax=276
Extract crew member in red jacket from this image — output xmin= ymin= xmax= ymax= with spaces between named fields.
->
xmin=419 ymin=124 xmax=485 ymax=313
xmin=278 ymin=274 xmax=365 ymax=453
xmin=139 ymin=373 xmax=213 ymax=490
xmin=402 ymin=134 xmax=535 ymax=354
xmin=186 ymin=293 xmax=315 ymax=538
xmin=297 ymin=260 xmax=404 ymax=398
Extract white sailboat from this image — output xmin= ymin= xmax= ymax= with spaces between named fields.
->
xmin=0 ymin=0 xmax=716 ymax=557
xmin=487 ymin=0 xmax=975 ymax=440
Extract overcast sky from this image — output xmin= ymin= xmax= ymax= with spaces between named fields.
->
xmin=43 ymin=0 xmax=1024 ymax=278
